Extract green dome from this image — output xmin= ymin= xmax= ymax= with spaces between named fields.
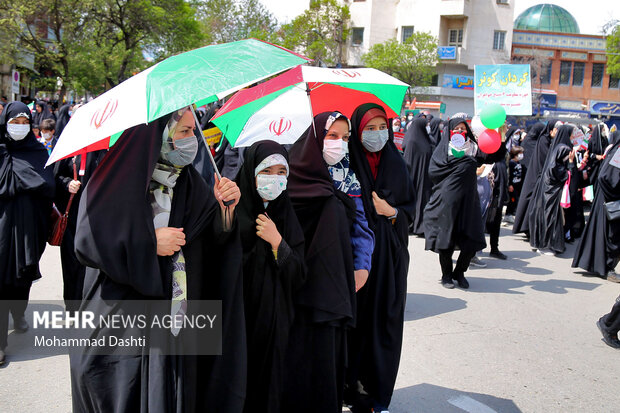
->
xmin=514 ymin=4 xmax=580 ymax=34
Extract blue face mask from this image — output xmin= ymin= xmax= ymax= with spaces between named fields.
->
xmin=361 ymin=129 xmax=389 ymax=152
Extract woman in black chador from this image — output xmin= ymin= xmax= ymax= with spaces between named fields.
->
xmin=346 ymin=103 xmax=415 ymax=412
xmin=423 ymin=117 xmax=506 ymax=289
xmin=283 ymin=112 xmax=364 ymax=413
xmin=71 ymin=108 xmax=247 ymax=413
xmin=0 ymin=102 xmax=55 ymax=365
xmin=513 ymin=120 xmax=560 ymax=235
xmin=402 ymin=116 xmax=432 ymax=236
xmin=528 ymin=129 xmax=573 ymax=255
xmin=235 ymin=140 xmax=306 ymax=413
xmin=572 ymin=131 xmax=620 ymax=281
xmin=520 ymin=122 xmax=544 ymax=176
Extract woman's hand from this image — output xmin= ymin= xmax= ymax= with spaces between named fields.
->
xmin=214 ymin=174 xmax=240 ymax=210
xmin=372 ymin=192 xmax=396 ymax=217
xmin=256 ymin=214 xmax=282 ymax=250
xmin=68 ymin=180 xmax=81 ymax=194
xmin=155 ymin=227 xmax=186 ymax=256
xmin=354 ymin=269 xmax=369 ymax=292
xmin=569 ymin=148 xmax=576 ymax=162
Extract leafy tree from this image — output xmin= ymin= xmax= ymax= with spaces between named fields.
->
xmin=362 ymin=32 xmax=438 ymax=90
xmin=606 ymin=22 xmax=620 ymax=78
xmin=193 ymin=0 xmax=278 ymax=44
xmin=278 ymin=0 xmax=350 ymax=66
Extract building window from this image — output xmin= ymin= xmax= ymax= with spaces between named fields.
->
xmin=541 ymin=61 xmax=552 ymax=84
xmin=591 ymin=63 xmax=604 ymax=87
xmin=610 ymin=75 xmax=620 ymax=89
xmin=572 ymin=62 xmax=585 ymax=86
xmin=493 ymin=31 xmax=506 ymax=50
xmin=496 ymin=0 xmax=509 ymax=4
xmin=402 ymin=26 xmax=414 ymax=43
xmin=448 ymin=29 xmax=463 ymax=47
xmin=559 ymin=61 xmax=572 ymax=85
xmin=351 ymin=27 xmax=364 ymax=46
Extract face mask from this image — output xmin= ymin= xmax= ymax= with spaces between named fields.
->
xmin=517 ymin=154 xmax=524 ymax=161
xmin=323 ymin=139 xmax=347 ymax=165
xmin=393 ymin=125 xmax=400 ymax=132
xmin=7 ymin=124 xmax=30 ymax=141
xmin=256 ymin=174 xmax=287 ymax=201
xmin=41 ymin=132 xmax=53 ymax=141
xmin=68 ymin=111 xmax=73 ymax=117
xmin=163 ymin=136 xmax=198 ymax=166
xmin=426 ymin=125 xmax=431 ymax=134
xmin=362 ymin=129 xmax=389 ymax=152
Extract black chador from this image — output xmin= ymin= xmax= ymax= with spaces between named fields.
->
xmin=71 ymin=118 xmax=247 ymax=413
xmin=572 ymin=131 xmax=620 ymax=276
xmin=513 ymin=120 xmax=557 ymax=235
xmin=346 ymin=103 xmax=415 ymax=410
xmin=528 ymin=137 xmax=572 ymax=254
xmin=235 ymin=140 xmax=305 ymax=413
xmin=283 ymin=112 xmax=357 ymax=413
xmin=402 ymin=116 xmax=432 ymax=236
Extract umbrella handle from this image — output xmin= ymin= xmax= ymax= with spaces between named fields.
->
xmin=190 ymin=107 xmax=234 ymax=206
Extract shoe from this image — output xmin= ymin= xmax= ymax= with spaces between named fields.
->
xmin=607 ymin=271 xmax=620 ymax=283
xmin=597 ymin=318 xmax=620 ymax=349
xmin=441 ymin=276 xmax=455 ymax=289
xmin=469 ymin=256 xmax=487 ymax=268
xmin=0 ymin=348 xmax=5 ymax=366
xmin=489 ymin=249 xmax=507 ymax=260
xmin=537 ymin=248 xmax=556 ymax=256
xmin=13 ymin=316 xmax=29 ymax=333
xmin=453 ymin=273 xmax=470 ymax=289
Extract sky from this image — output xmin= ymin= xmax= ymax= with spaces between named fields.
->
xmin=259 ymin=0 xmax=620 ymax=35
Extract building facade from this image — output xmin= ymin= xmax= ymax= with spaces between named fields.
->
xmin=343 ymin=0 xmax=516 ymax=116
xmin=510 ymin=4 xmax=620 ymax=124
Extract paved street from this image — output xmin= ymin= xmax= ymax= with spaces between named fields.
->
xmin=1 ymin=226 xmax=619 ymax=412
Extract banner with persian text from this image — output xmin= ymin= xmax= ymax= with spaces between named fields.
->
xmin=474 ymin=64 xmax=532 ymax=116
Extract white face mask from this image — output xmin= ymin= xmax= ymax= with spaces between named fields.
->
xmin=517 ymin=153 xmax=524 ymax=161
xmin=7 ymin=123 xmax=30 ymax=141
xmin=362 ymin=129 xmax=389 ymax=153
xmin=41 ymin=131 xmax=53 ymax=141
xmin=393 ymin=125 xmax=400 ymax=132
xmin=256 ymin=174 xmax=287 ymax=201
xmin=323 ymin=138 xmax=348 ymax=165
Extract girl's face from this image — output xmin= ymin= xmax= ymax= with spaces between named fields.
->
xmin=324 ymin=119 xmax=350 ymax=142
xmin=172 ymin=110 xmax=195 ymax=143
xmin=257 ymin=164 xmax=287 ymax=177
xmin=452 ymin=122 xmax=467 ymax=134
xmin=363 ymin=116 xmax=388 ymax=132
xmin=36 ymin=104 xmax=42 ymax=113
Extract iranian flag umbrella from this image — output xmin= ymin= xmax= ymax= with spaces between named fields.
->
xmin=210 ymin=65 xmax=409 ymax=147
xmin=46 ymin=39 xmax=309 ymax=166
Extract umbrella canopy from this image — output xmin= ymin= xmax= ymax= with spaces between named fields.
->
xmin=211 ymin=65 xmax=409 ymax=147
xmin=47 ymin=39 xmax=309 ymax=166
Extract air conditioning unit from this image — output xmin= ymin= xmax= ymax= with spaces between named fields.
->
xmin=497 ymin=0 xmax=509 ymax=4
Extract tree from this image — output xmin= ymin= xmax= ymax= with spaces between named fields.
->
xmin=606 ymin=22 xmax=620 ymax=78
xmin=512 ymin=51 xmax=552 ymax=116
xmin=193 ymin=0 xmax=278 ymax=44
xmin=278 ymin=0 xmax=350 ymax=66
xmin=362 ymin=32 xmax=438 ymax=91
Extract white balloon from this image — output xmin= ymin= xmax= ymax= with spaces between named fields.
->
xmin=470 ymin=115 xmax=486 ymax=137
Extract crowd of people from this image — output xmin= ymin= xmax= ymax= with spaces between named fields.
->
xmin=1 ymin=93 xmax=620 ymax=413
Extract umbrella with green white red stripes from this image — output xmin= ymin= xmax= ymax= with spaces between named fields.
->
xmin=46 ymin=39 xmax=309 ymax=166
xmin=210 ymin=65 xmax=409 ymax=148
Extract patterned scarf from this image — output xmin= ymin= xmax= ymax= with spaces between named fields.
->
xmin=149 ymin=162 xmax=187 ymax=336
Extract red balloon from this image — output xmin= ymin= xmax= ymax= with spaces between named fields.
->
xmin=478 ymin=129 xmax=501 ymax=154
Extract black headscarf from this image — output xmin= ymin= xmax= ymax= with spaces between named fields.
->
xmin=521 ymin=122 xmax=545 ymax=170
xmin=0 ymin=101 xmax=55 ymax=286
xmin=54 ymin=104 xmax=72 ymax=140
xmin=33 ymin=100 xmax=55 ymax=126
xmin=428 ymin=117 xmax=443 ymax=145
xmin=552 ymin=124 xmax=574 ymax=149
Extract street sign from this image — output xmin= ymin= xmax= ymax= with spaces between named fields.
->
xmin=438 ymin=47 xmax=457 ymax=60
xmin=11 ymin=70 xmax=20 ymax=95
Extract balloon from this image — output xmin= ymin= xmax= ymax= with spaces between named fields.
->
xmin=470 ymin=115 xmax=486 ymax=137
xmin=478 ymin=128 xmax=501 ymax=154
xmin=480 ymin=104 xmax=506 ymax=129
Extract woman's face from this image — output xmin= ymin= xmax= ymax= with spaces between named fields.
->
xmin=324 ymin=119 xmax=349 ymax=142
xmin=363 ymin=116 xmax=388 ymax=132
xmin=257 ymin=164 xmax=287 ymax=177
xmin=172 ymin=110 xmax=195 ymax=143
xmin=35 ymin=104 xmax=42 ymax=113
xmin=8 ymin=116 xmax=29 ymax=125
xmin=452 ymin=122 xmax=467 ymax=134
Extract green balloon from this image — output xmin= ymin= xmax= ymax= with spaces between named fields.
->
xmin=480 ymin=104 xmax=506 ymax=129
